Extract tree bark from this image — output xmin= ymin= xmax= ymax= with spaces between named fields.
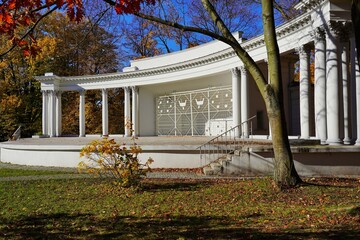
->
xmin=123 ymin=0 xmax=303 ymax=189
xmin=262 ymin=0 xmax=301 ymax=188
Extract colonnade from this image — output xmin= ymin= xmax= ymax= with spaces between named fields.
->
xmin=41 ymin=87 xmax=139 ymax=137
xmin=41 ymin=90 xmax=62 ymax=138
xmin=231 ymin=66 xmax=249 ymax=138
xmin=230 ymin=23 xmax=360 ymax=145
xmin=306 ymin=24 xmax=360 ymax=145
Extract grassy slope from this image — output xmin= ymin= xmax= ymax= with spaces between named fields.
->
xmin=0 ymin=168 xmax=76 ymax=177
xmin=0 ymin=177 xmax=359 ymax=239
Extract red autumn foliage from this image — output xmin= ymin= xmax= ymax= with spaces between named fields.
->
xmin=0 ymin=0 xmax=157 ymax=57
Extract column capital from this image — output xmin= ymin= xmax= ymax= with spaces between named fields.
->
xmin=123 ymin=86 xmax=131 ymax=93
xmin=239 ymin=66 xmax=247 ymax=74
xmin=131 ymin=86 xmax=139 ymax=93
xmin=311 ymin=27 xmax=326 ymax=42
xmin=101 ymin=88 xmax=108 ymax=94
xmin=230 ymin=67 xmax=241 ymax=77
xmin=296 ymin=45 xmax=311 ymax=57
xmin=54 ymin=90 xmax=63 ymax=96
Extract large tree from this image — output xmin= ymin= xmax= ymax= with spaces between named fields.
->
xmin=0 ymin=8 xmax=121 ymax=139
xmin=128 ymin=0 xmax=302 ymax=187
xmin=0 ymin=0 xmax=305 ymax=188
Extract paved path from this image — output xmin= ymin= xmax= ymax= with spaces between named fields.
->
xmin=0 ymin=161 xmax=217 ymax=181
xmin=0 ymin=161 xmax=252 ymax=182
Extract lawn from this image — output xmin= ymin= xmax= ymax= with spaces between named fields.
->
xmin=0 ymin=173 xmax=359 ymax=239
xmin=0 ymin=168 xmax=75 ymax=177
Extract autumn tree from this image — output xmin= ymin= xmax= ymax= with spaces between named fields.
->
xmin=37 ymin=12 xmax=121 ymax=135
xmin=0 ymin=7 xmax=121 ymax=138
xmin=0 ymin=34 xmax=51 ymax=141
xmin=122 ymin=15 xmax=162 ymax=59
xmin=132 ymin=0 xmax=302 ymax=188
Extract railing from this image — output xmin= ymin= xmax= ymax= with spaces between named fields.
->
xmin=198 ymin=115 xmax=256 ymax=166
xmin=10 ymin=125 xmax=21 ymax=141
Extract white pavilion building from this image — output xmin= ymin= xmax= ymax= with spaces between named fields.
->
xmin=36 ymin=0 xmax=360 ymax=145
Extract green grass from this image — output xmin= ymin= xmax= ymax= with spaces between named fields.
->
xmin=0 ymin=177 xmax=359 ymax=239
xmin=0 ymin=168 xmax=75 ymax=177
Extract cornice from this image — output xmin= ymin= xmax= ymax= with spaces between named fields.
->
xmin=36 ymin=8 xmax=312 ymax=87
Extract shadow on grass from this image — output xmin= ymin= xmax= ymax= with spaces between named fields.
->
xmin=141 ymin=180 xmax=211 ymax=192
xmin=1 ymin=212 xmax=359 ymax=239
xmin=296 ymin=178 xmax=360 ymax=189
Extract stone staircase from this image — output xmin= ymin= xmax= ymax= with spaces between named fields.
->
xmin=202 ymin=154 xmax=232 ymax=176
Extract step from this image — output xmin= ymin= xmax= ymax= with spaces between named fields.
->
xmin=203 ymin=166 xmax=214 ymax=175
xmin=210 ymin=163 xmax=223 ymax=175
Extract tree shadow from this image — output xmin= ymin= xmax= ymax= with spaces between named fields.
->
xmin=1 ymin=212 xmax=359 ymax=239
xmin=297 ymin=178 xmax=359 ymax=189
xmin=141 ymin=179 xmax=212 ymax=192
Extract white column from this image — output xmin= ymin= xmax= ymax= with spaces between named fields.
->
xmin=131 ymin=86 xmax=139 ymax=136
xmin=350 ymin=34 xmax=360 ymax=144
xmin=231 ymin=67 xmax=241 ymax=137
xmin=297 ymin=46 xmax=311 ymax=139
xmin=353 ymin=36 xmax=360 ymax=145
xmin=49 ymin=90 xmax=56 ymax=137
xmin=356 ymin=54 xmax=360 ymax=145
xmin=341 ymin=37 xmax=351 ymax=144
xmin=41 ymin=90 xmax=48 ymax=136
xmin=79 ymin=90 xmax=86 ymax=137
xmin=240 ymin=66 xmax=249 ymax=138
xmin=326 ymin=27 xmax=341 ymax=144
xmin=55 ymin=91 xmax=62 ymax=137
xmin=124 ymin=87 xmax=131 ymax=137
xmin=102 ymin=89 xmax=109 ymax=137
xmin=313 ymin=27 xmax=327 ymax=144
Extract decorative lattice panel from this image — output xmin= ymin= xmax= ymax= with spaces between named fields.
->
xmin=156 ymin=86 xmax=233 ymax=136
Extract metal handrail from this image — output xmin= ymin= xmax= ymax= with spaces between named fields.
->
xmin=11 ymin=125 xmax=21 ymax=141
xmin=197 ymin=115 xmax=256 ymax=150
xmin=198 ymin=115 xmax=256 ymax=167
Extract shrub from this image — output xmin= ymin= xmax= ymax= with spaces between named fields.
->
xmin=78 ymin=138 xmax=153 ymax=187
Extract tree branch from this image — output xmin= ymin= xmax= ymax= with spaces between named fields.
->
xmin=133 ymin=12 xmax=236 ymax=47
xmin=0 ymin=6 xmax=58 ymax=58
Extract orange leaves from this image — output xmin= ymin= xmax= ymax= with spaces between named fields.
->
xmin=79 ymin=138 xmax=153 ymax=188
xmin=65 ymin=0 xmax=84 ymax=22
xmin=0 ymin=0 xmax=84 ymax=57
xmin=114 ymin=0 xmax=156 ymax=14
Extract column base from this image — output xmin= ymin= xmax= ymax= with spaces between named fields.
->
xmin=355 ymin=139 xmax=360 ymax=146
xmin=326 ymin=138 xmax=342 ymax=145
xmin=320 ymin=140 xmax=328 ymax=145
xmin=79 ymin=134 xmax=86 ymax=137
xmin=343 ymin=137 xmax=351 ymax=145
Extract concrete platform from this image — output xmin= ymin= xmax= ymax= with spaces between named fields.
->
xmin=0 ymin=136 xmax=212 ymax=169
xmin=1 ymin=136 xmax=360 ymax=177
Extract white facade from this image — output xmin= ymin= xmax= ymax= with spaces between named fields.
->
xmin=36 ymin=0 xmax=358 ymax=145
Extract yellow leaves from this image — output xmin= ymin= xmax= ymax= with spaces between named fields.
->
xmin=34 ymin=36 xmax=58 ymax=62
xmin=78 ymin=138 xmax=153 ymax=188
xmin=1 ymin=95 xmax=22 ymax=110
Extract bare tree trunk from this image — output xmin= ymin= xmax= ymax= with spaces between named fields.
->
xmin=262 ymin=0 xmax=301 ymax=188
xmin=134 ymin=0 xmax=302 ymax=189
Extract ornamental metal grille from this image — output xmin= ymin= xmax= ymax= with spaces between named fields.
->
xmin=156 ymin=86 xmax=233 ymax=136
